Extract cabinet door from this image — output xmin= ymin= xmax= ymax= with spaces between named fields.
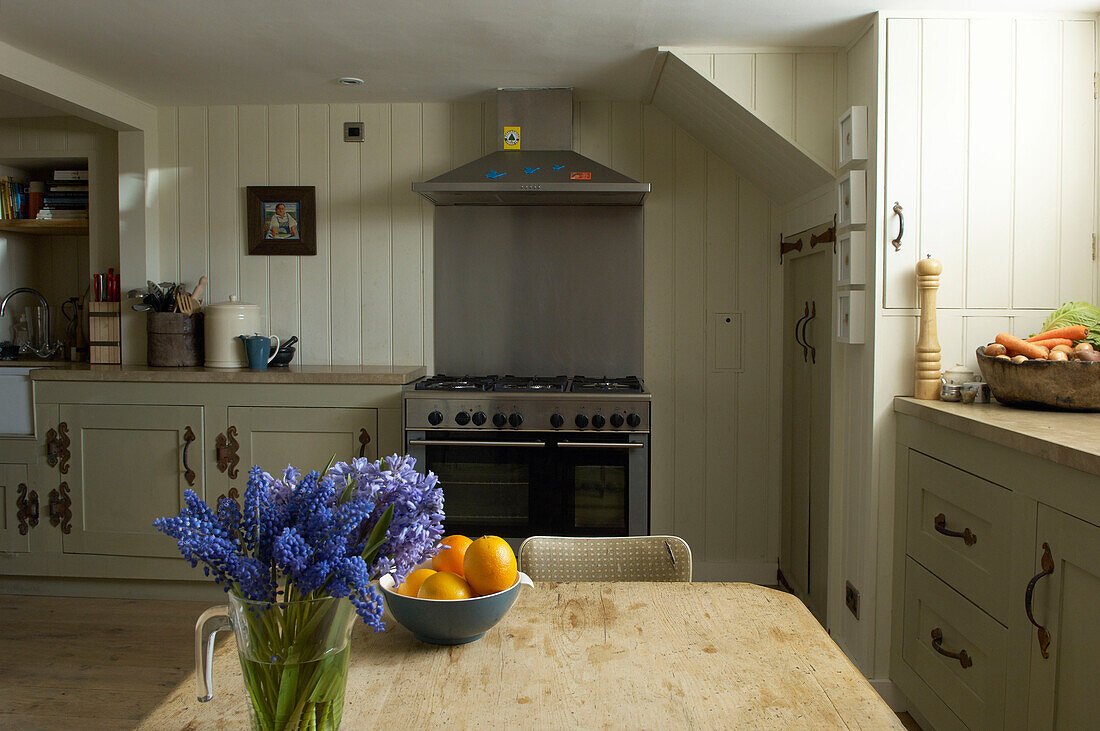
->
xmin=0 ymin=464 xmax=33 ymax=553
xmin=229 ymin=407 xmax=378 ymax=480
xmin=59 ymin=404 xmax=205 ymax=558
xmin=1026 ymin=505 xmax=1100 ymax=729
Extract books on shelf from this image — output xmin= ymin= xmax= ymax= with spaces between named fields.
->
xmin=0 ymin=177 xmax=28 ymax=219
xmin=1 ymin=169 xmax=89 ymax=221
xmin=54 ymin=170 xmax=89 ymax=181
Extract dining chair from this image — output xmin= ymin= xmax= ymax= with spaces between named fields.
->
xmin=518 ymin=535 xmax=692 ymax=582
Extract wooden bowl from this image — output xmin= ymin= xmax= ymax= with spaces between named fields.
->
xmin=975 ymin=347 xmax=1100 ymax=411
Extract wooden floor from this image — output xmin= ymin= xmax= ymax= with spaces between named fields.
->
xmin=0 ymin=594 xmax=920 ymax=729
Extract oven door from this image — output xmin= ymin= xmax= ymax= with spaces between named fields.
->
xmin=557 ymin=435 xmax=649 ymax=537
xmin=406 ymin=431 xmax=558 ymax=540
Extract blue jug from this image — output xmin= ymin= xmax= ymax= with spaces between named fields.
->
xmin=237 ymin=333 xmax=280 ymax=371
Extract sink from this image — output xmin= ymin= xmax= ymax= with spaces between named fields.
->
xmin=0 ymin=367 xmax=36 ymax=435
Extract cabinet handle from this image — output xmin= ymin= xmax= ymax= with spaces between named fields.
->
xmin=795 ymin=302 xmax=809 ymax=361
xmin=182 ymin=426 xmax=196 ymax=487
xmin=1024 ymin=542 xmax=1055 ymax=659
xmin=891 ymin=202 xmax=904 ymax=251
xmin=934 ymin=513 xmax=976 ymax=546
xmin=800 ymin=301 xmax=817 ymax=365
xmin=358 ymin=428 xmax=371 ymax=459
xmin=16 ymin=483 xmax=39 ymax=535
xmin=48 ymin=482 xmax=72 ymax=535
xmin=930 ymin=627 xmax=973 ymax=668
xmin=216 ymin=426 xmax=240 ymax=480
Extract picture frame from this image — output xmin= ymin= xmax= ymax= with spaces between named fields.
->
xmin=246 ymin=186 xmax=316 ymax=255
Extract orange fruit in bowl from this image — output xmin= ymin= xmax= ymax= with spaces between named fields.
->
xmin=463 ymin=536 xmax=518 ymax=596
xmin=396 ymin=568 xmax=436 ymax=597
xmin=417 ymin=571 xmax=474 ymax=600
xmin=431 ymin=535 xmax=473 ymax=576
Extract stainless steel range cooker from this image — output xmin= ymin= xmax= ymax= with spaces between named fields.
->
xmin=404 ymin=375 xmax=651 ymax=547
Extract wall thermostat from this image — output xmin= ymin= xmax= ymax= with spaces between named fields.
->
xmin=343 ymin=122 xmax=364 ymax=142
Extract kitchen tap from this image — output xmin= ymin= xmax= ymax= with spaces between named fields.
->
xmin=0 ymin=288 xmax=61 ymax=359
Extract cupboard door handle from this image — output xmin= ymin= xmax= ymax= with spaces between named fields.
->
xmin=800 ymin=301 xmax=816 ymax=365
xmin=215 ymin=426 xmax=240 ymax=480
xmin=1024 ymin=542 xmax=1055 ymax=659
xmin=930 ymin=627 xmax=973 ymax=668
xmin=934 ymin=513 xmax=976 ymax=546
xmin=795 ymin=302 xmax=809 ymax=361
xmin=48 ymin=482 xmax=72 ymax=535
xmin=891 ymin=202 xmax=904 ymax=251
xmin=358 ymin=428 xmax=371 ymax=458
xmin=182 ymin=426 xmax=196 ymax=487
xmin=16 ymin=483 xmax=39 ymax=535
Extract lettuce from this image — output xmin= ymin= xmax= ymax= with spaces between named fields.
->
xmin=1034 ymin=301 xmax=1100 ymax=347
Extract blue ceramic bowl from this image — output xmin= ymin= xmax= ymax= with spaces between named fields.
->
xmin=379 ymin=566 xmax=533 ymax=645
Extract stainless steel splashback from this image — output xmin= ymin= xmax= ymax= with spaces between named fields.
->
xmin=433 ymin=206 xmax=643 ymax=376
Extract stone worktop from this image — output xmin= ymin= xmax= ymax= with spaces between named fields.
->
xmin=895 ymin=396 xmax=1100 ymax=477
xmin=26 ymin=363 xmax=426 ymax=386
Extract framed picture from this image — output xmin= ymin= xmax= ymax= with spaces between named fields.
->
xmin=246 ymin=186 xmax=316 ymax=255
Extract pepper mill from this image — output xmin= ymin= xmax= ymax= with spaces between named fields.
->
xmin=915 ymin=255 xmax=943 ymax=400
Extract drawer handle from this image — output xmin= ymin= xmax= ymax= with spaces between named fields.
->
xmin=930 ymin=627 xmax=973 ymax=669
xmin=891 ymin=202 xmax=904 ymax=251
xmin=1024 ymin=542 xmax=1054 ymax=660
xmin=934 ymin=513 xmax=976 ymax=546
xmin=182 ymin=426 xmax=196 ymax=487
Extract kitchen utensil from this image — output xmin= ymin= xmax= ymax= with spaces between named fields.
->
xmin=940 ymin=383 xmax=962 ymax=402
xmin=962 ymin=381 xmax=990 ymax=404
xmin=915 ymin=256 xmax=942 ymax=400
xmin=942 ymin=363 xmax=978 ymax=386
xmin=238 ymin=333 xmax=279 ymax=371
xmin=132 ymin=304 xmax=153 ymax=311
xmin=379 ymin=563 xmax=533 ymax=645
xmin=190 ymin=276 xmax=207 ymax=308
xmin=281 ymin=335 xmax=298 ymax=349
xmin=204 ymin=296 xmax=260 ymax=368
xmin=269 ymin=345 xmax=295 ymax=367
xmin=975 ymin=347 xmax=1100 ymax=411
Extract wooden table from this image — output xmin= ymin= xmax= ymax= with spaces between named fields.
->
xmin=141 ymin=583 xmax=900 ymax=729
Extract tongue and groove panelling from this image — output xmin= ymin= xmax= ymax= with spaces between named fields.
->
xmin=155 ymin=101 xmax=779 ymax=577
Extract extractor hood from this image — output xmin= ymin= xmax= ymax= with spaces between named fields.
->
xmin=413 ymin=88 xmax=650 ymax=206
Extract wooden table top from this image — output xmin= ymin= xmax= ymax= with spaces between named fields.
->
xmin=140 ymin=582 xmax=900 ymax=729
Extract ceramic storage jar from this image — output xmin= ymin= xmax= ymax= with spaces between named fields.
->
xmin=204 ymin=295 xmax=260 ymax=368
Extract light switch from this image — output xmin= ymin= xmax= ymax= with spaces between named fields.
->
xmin=714 ymin=312 xmax=742 ymax=371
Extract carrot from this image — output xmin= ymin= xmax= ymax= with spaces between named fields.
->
xmin=996 ymin=333 xmax=1047 ymax=359
xmin=1029 ymin=338 xmax=1074 ymax=350
xmin=1027 ymin=325 xmax=1089 ymax=342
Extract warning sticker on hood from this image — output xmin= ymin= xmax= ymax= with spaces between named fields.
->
xmin=569 ymin=172 xmax=592 ymax=180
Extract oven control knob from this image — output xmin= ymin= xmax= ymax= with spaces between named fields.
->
xmin=472 ymin=411 xmax=487 ymax=426
xmin=455 ymin=412 xmax=470 ymax=426
xmin=610 ymin=413 xmax=624 ymax=428
xmin=575 ymin=414 xmax=589 ymax=428
xmin=492 ymin=413 xmax=507 ymax=428
xmin=428 ymin=410 xmax=444 ymax=426
xmin=508 ymin=412 xmax=524 ymax=428
xmin=591 ymin=414 xmax=606 ymax=429
xmin=550 ymin=413 xmax=565 ymax=428
xmin=627 ymin=413 xmax=641 ymax=428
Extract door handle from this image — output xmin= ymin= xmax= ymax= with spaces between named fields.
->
xmin=795 ymin=302 xmax=809 ymax=361
xmin=930 ymin=627 xmax=973 ymax=668
xmin=1024 ymin=542 xmax=1055 ymax=659
xmin=407 ymin=439 xmax=546 ymax=448
xmin=934 ymin=513 xmax=976 ymax=545
xmin=358 ymin=428 xmax=371 ymax=458
xmin=891 ymin=202 xmax=904 ymax=251
xmin=182 ymin=426 xmax=196 ymax=487
xmin=800 ymin=301 xmax=817 ymax=365
xmin=557 ymin=442 xmax=645 ymax=449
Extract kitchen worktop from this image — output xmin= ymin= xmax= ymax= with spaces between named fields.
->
xmin=895 ymin=396 xmax=1100 ymax=477
xmin=27 ymin=363 xmax=426 ymax=385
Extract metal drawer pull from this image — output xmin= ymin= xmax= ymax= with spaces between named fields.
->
xmin=930 ymin=627 xmax=973 ymax=668
xmin=182 ymin=426 xmax=196 ymax=487
xmin=891 ymin=202 xmax=904 ymax=251
xmin=557 ymin=442 xmax=645 ymax=449
xmin=358 ymin=428 xmax=371 ymax=458
xmin=408 ymin=439 xmax=546 ymax=448
xmin=934 ymin=513 xmax=976 ymax=546
xmin=1025 ymin=542 xmax=1055 ymax=659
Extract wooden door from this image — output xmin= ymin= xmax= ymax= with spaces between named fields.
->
xmin=1026 ymin=505 xmax=1100 ymax=729
xmin=228 ymin=407 xmax=379 ymax=481
xmin=0 ymin=463 xmax=33 ymax=553
xmin=781 ymin=248 xmax=831 ymax=624
xmin=59 ymin=404 xmax=205 ymax=558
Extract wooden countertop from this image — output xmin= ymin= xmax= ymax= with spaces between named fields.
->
xmin=27 ymin=363 xmax=426 ymax=385
xmin=895 ymin=396 xmax=1100 ymax=477
xmin=140 ymin=582 xmax=899 ymax=729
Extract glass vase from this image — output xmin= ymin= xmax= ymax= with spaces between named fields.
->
xmin=196 ymin=593 xmax=357 ymax=731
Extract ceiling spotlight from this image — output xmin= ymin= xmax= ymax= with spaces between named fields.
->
xmin=337 ymin=77 xmax=364 ymax=86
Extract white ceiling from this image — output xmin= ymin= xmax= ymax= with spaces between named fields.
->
xmin=0 ymin=0 xmax=1096 ymax=106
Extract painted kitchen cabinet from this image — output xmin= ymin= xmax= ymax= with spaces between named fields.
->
xmin=57 ymin=403 xmax=204 ymax=559
xmin=882 ymin=17 xmax=1095 ymax=312
xmin=227 ymin=406 xmax=378 ymax=480
xmin=893 ymin=406 xmax=1100 ymax=730
xmin=0 ymin=463 xmax=33 ymax=553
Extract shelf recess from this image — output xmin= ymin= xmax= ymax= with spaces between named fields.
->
xmin=0 ymin=219 xmax=88 ymax=236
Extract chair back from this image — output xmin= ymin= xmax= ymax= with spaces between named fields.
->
xmin=518 ymin=535 xmax=692 ymax=582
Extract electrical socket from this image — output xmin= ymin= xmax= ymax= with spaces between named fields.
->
xmin=845 ymin=581 xmax=860 ymax=619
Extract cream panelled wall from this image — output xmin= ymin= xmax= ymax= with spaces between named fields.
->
xmin=154 ymin=101 xmax=780 ymax=578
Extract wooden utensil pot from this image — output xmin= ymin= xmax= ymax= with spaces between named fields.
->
xmin=147 ymin=312 xmax=204 ymax=367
